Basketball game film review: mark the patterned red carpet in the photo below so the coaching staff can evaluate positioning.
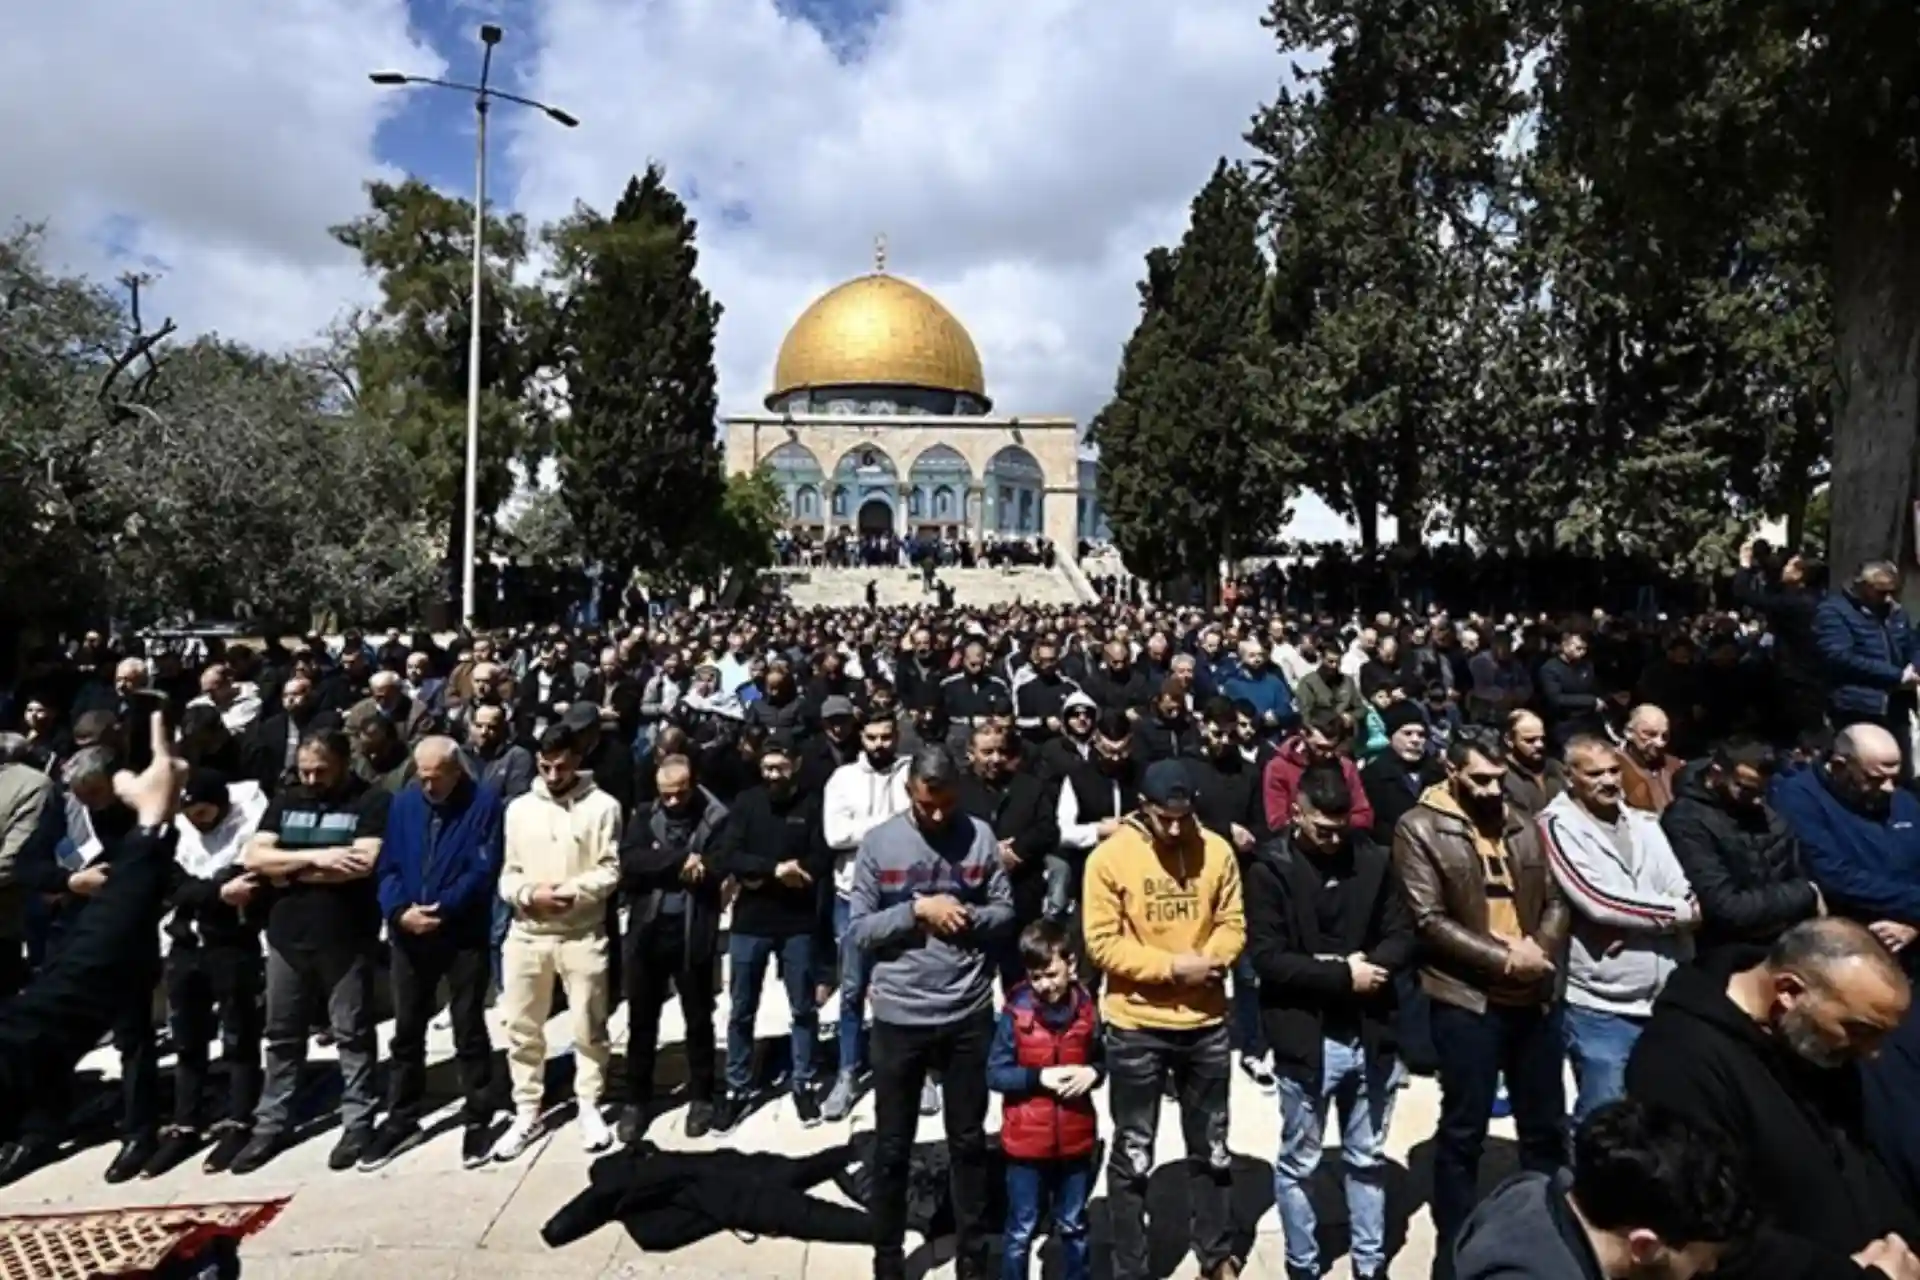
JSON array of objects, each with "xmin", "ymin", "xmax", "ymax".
[{"xmin": 0, "ymin": 1199, "xmax": 285, "ymax": 1279}]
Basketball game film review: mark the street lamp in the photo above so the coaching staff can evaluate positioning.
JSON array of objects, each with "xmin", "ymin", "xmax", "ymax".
[{"xmin": 370, "ymin": 24, "xmax": 578, "ymax": 630}]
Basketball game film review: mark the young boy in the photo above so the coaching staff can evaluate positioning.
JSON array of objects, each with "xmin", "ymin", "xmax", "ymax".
[{"xmin": 988, "ymin": 919, "xmax": 1103, "ymax": 1280}]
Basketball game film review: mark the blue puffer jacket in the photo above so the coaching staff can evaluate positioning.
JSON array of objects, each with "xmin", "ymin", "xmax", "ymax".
[{"xmin": 1813, "ymin": 590, "xmax": 1917, "ymax": 718}]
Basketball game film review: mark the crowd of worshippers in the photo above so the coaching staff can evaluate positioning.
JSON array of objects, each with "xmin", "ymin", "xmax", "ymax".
[
  {"xmin": 3, "ymin": 546, "xmax": 1920, "ymax": 1280},
  {"xmin": 773, "ymin": 529, "xmax": 1058, "ymax": 572}
]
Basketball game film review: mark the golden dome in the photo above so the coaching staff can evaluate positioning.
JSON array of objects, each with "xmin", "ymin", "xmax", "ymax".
[{"xmin": 770, "ymin": 272, "xmax": 988, "ymax": 404}]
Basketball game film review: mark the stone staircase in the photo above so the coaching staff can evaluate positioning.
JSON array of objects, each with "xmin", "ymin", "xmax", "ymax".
[{"xmin": 769, "ymin": 565, "xmax": 1084, "ymax": 609}]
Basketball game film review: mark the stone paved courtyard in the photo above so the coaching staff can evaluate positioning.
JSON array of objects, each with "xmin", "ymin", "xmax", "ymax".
[{"xmin": 0, "ymin": 976, "xmax": 1486, "ymax": 1278}]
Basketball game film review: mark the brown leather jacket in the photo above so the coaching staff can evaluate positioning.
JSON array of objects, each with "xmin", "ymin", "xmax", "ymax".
[
  {"xmin": 1620, "ymin": 752, "xmax": 1684, "ymax": 815},
  {"xmin": 1392, "ymin": 785, "xmax": 1571, "ymax": 1013}
]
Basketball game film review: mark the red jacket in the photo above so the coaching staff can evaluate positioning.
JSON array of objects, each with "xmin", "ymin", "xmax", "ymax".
[
  {"xmin": 989, "ymin": 984, "xmax": 1101, "ymax": 1162},
  {"xmin": 1262, "ymin": 736, "xmax": 1375, "ymax": 834}
]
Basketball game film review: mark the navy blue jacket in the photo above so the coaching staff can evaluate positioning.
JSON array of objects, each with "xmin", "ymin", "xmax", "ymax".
[
  {"xmin": 1813, "ymin": 590, "xmax": 1917, "ymax": 718},
  {"xmin": 376, "ymin": 777, "xmax": 504, "ymax": 942},
  {"xmin": 1772, "ymin": 765, "xmax": 1920, "ymax": 926},
  {"xmin": 1221, "ymin": 667, "xmax": 1296, "ymax": 733}
]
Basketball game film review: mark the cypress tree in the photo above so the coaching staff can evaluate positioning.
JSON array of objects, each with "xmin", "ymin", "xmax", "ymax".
[{"xmin": 551, "ymin": 164, "xmax": 723, "ymax": 586}]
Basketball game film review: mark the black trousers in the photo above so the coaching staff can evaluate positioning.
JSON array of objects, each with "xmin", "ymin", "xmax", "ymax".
[
  {"xmin": 389, "ymin": 933, "xmax": 494, "ymax": 1125},
  {"xmin": 624, "ymin": 913, "xmax": 718, "ymax": 1105},
  {"xmin": 869, "ymin": 1008, "xmax": 995, "ymax": 1278},
  {"xmin": 0, "ymin": 833, "xmax": 171, "ymax": 1142},
  {"xmin": 25, "ymin": 946, "xmax": 160, "ymax": 1144},
  {"xmin": 1105, "ymin": 1023, "xmax": 1235, "ymax": 1280},
  {"xmin": 0, "ymin": 941, "xmax": 27, "ymax": 1002},
  {"xmin": 167, "ymin": 944, "xmax": 264, "ymax": 1130}
]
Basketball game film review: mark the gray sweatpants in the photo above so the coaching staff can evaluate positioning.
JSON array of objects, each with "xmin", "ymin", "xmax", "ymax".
[{"xmin": 253, "ymin": 944, "xmax": 379, "ymax": 1139}]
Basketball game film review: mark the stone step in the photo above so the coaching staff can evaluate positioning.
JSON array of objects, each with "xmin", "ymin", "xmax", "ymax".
[{"xmin": 770, "ymin": 566, "xmax": 1080, "ymax": 608}]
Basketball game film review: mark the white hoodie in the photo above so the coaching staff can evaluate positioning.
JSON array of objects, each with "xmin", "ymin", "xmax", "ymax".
[{"xmin": 822, "ymin": 755, "xmax": 911, "ymax": 896}]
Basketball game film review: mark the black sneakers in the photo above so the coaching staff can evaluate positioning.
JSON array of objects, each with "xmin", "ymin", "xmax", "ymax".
[
  {"xmin": 141, "ymin": 1129, "xmax": 202, "ymax": 1180},
  {"xmin": 355, "ymin": 1119, "xmax": 423, "ymax": 1172},
  {"xmin": 202, "ymin": 1124, "xmax": 251, "ymax": 1175},
  {"xmin": 710, "ymin": 1093, "xmax": 748, "ymax": 1136},
  {"xmin": 684, "ymin": 1100, "xmax": 715, "ymax": 1140},
  {"xmin": 230, "ymin": 1132, "xmax": 285, "ymax": 1176},
  {"xmin": 460, "ymin": 1123, "xmax": 494, "ymax": 1169},
  {"xmin": 792, "ymin": 1085, "xmax": 822, "ymax": 1129},
  {"xmin": 104, "ymin": 1135, "xmax": 158, "ymax": 1185},
  {"xmin": 327, "ymin": 1126, "xmax": 373, "ymax": 1172}
]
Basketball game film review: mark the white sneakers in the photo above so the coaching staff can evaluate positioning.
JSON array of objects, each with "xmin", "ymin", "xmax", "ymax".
[
  {"xmin": 488, "ymin": 1105, "xmax": 614, "ymax": 1164},
  {"xmin": 489, "ymin": 1114, "xmax": 540, "ymax": 1164},
  {"xmin": 577, "ymin": 1104, "xmax": 614, "ymax": 1155}
]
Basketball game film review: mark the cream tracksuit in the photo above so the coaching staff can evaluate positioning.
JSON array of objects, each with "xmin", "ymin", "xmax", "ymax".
[{"xmin": 499, "ymin": 775, "xmax": 623, "ymax": 1117}]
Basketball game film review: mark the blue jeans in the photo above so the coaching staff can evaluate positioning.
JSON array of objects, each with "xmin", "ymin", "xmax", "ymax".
[
  {"xmin": 1563, "ymin": 1005, "xmax": 1644, "ymax": 1124},
  {"xmin": 1002, "ymin": 1157, "xmax": 1093, "ymax": 1280},
  {"xmin": 832, "ymin": 895, "xmax": 871, "ymax": 1078},
  {"xmin": 726, "ymin": 933, "xmax": 818, "ymax": 1094},
  {"xmin": 1274, "ymin": 1040, "xmax": 1402, "ymax": 1278}
]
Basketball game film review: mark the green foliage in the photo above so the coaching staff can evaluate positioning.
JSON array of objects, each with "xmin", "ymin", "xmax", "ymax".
[
  {"xmin": 546, "ymin": 165, "xmax": 724, "ymax": 586},
  {"xmin": 329, "ymin": 178, "xmax": 554, "ymax": 573},
  {"xmin": 1522, "ymin": 0, "xmax": 1907, "ymax": 578},
  {"xmin": 0, "ymin": 225, "xmax": 437, "ymax": 629},
  {"xmin": 1250, "ymin": 0, "xmax": 1530, "ymax": 552},
  {"xmin": 1229, "ymin": 0, "xmax": 1846, "ymax": 575},
  {"xmin": 1092, "ymin": 161, "xmax": 1291, "ymax": 584},
  {"xmin": 504, "ymin": 488, "xmax": 582, "ymax": 566}
]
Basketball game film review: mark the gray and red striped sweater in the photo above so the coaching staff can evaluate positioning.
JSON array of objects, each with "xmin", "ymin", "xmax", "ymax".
[{"xmin": 1539, "ymin": 791, "xmax": 1699, "ymax": 1017}]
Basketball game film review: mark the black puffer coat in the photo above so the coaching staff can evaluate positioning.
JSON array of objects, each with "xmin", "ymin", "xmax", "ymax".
[{"xmin": 1661, "ymin": 759, "xmax": 1818, "ymax": 963}]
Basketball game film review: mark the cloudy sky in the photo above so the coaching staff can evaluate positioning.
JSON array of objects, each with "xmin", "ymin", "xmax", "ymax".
[{"xmin": 3, "ymin": 0, "xmax": 1354, "ymax": 538}]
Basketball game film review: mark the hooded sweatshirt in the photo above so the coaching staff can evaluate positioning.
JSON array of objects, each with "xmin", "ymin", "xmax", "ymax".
[
  {"xmin": 500, "ymin": 774, "xmax": 623, "ymax": 937},
  {"xmin": 1626, "ymin": 963, "xmax": 1920, "ymax": 1280},
  {"xmin": 1453, "ymin": 1169, "xmax": 1603, "ymax": 1280},
  {"xmin": 1262, "ymin": 735, "xmax": 1375, "ymax": 835},
  {"xmin": 1081, "ymin": 815, "xmax": 1245, "ymax": 1031},
  {"xmin": 822, "ymin": 754, "xmax": 911, "ymax": 896},
  {"xmin": 1538, "ymin": 791, "xmax": 1697, "ymax": 1016}
]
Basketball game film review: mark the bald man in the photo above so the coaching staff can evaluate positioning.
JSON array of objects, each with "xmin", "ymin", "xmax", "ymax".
[
  {"xmin": 1772, "ymin": 723, "xmax": 1920, "ymax": 1214},
  {"xmin": 1619, "ymin": 705, "xmax": 1684, "ymax": 814},
  {"xmin": 358, "ymin": 671, "xmax": 434, "ymax": 746},
  {"xmin": 365, "ymin": 735, "xmax": 506, "ymax": 1172},
  {"xmin": 1626, "ymin": 920, "xmax": 1919, "ymax": 1280}
]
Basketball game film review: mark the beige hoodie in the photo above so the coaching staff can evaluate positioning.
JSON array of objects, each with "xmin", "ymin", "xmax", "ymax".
[{"xmin": 500, "ymin": 775, "xmax": 623, "ymax": 937}]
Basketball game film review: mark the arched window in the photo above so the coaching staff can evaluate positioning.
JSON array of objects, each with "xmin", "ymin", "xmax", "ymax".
[
  {"xmin": 908, "ymin": 487, "xmax": 924, "ymax": 518},
  {"xmin": 795, "ymin": 486, "xmax": 819, "ymax": 519},
  {"xmin": 933, "ymin": 486, "xmax": 954, "ymax": 519},
  {"xmin": 832, "ymin": 485, "xmax": 849, "ymax": 518}
]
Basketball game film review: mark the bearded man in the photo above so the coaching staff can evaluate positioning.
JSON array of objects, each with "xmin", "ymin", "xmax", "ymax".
[{"xmin": 1626, "ymin": 919, "xmax": 1919, "ymax": 1280}]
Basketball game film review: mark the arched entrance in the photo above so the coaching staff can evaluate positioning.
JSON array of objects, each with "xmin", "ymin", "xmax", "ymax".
[
  {"xmin": 857, "ymin": 499, "xmax": 894, "ymax": 536},
  {"xmin": 984, "ymin": 444, "xmax": 1046, "ymax": 535}
]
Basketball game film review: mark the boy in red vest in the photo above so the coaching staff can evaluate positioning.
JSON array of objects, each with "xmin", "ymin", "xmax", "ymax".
[{"xmin": 988, "ymin": 919, "xmax": 1104, "ymax": 1280}]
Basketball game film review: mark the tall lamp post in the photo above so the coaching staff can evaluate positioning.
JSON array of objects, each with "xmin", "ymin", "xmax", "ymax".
[{"xmin": 371, "ymin": 24, "xmax": 578, "ymax": 630}]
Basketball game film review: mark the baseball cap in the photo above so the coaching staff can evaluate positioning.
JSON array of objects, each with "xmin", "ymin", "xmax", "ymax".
[
  {"xmin": 560, "ymin": 703, "xmax": 600, "ymax": 732},
  {"xmin": 1141, "ymin": 760, "xmax": 1195, "ymax": 814},
  {"xmin": 820, "ymin": 695, "xmax": 857, "ymax": 721}
]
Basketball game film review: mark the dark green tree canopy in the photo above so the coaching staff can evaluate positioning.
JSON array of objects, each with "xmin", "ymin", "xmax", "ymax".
[
  {"xmin": 1093, "ymin": 160, "xmax": 1292, "ymax": 586},
  {"xmin": 547, "ymin": 164, "xmax": 725, "ymax": 586}
]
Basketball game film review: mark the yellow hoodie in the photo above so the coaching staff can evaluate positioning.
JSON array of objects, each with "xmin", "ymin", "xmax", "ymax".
[{"xmin": 1081, "ymin": 815, "xmax": 1245, "ymax": 1031}]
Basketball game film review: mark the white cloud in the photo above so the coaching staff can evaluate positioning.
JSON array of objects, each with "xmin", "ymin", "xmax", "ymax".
[
  {"xmin": 510, "ymin": 0, "xmax": 1359, "ymax": 539},
  {"xmin": 510, "ymin": 0, "xmax": 1276, "ymax": 422},
  {"xmin": 0, "ymin": 0, "xmax": 437, "ymax": 347},
  {"xmin": 3, "ymin": 0, "xmax": 1362, "ymax": 540}
]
